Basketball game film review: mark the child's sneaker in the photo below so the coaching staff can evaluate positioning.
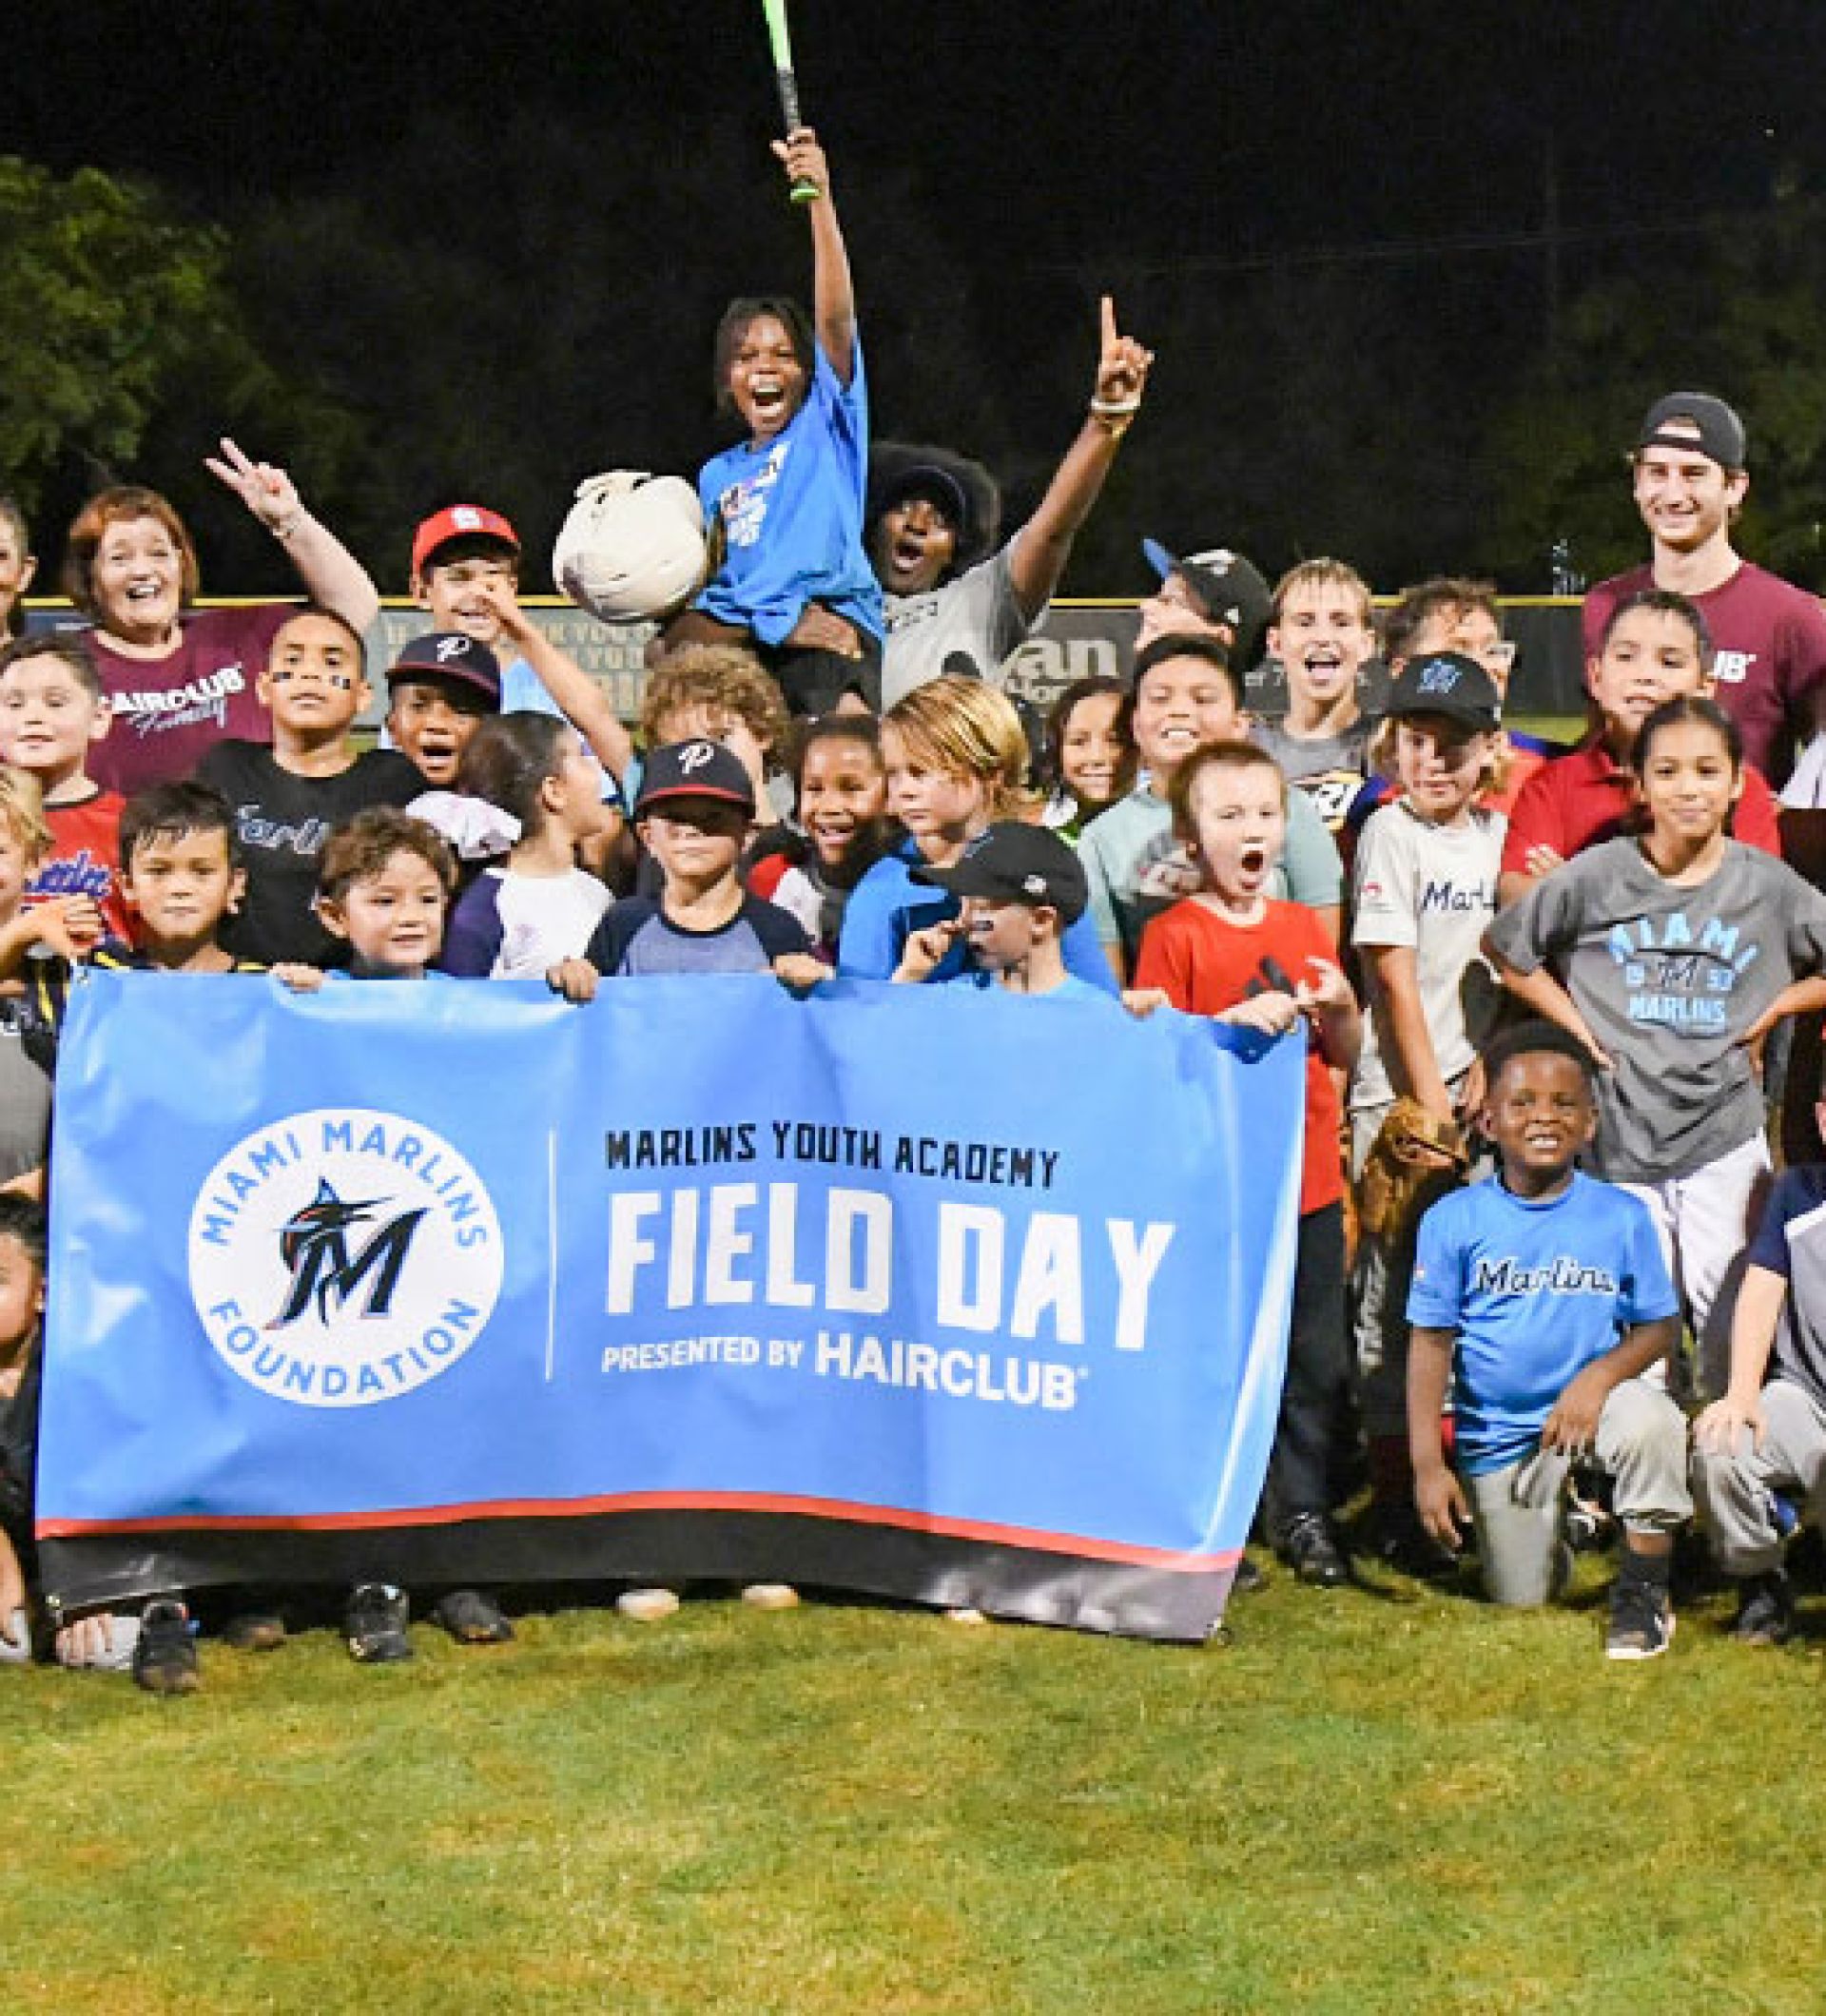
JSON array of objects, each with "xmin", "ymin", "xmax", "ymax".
[
  {"xmin": 1730, "ymin": 1570, "xmax": 1795, "ymax": 1647},
  {"xmin": 1277, "ymin": 1512, "xmax": 1350, "ymax": 1588},
  {"xmin": 132, "ymin": 1599, "xmax": 200, "ymax": 1696},
  {"xmin": 431, "ymin": 1589, "xmax": 514, "ymax": 1644},
  {"xmin": 740, "ymin": 1583, "xmax": 800, "ymax": 1612},
  {"xmin": 0, "ymin": 1606, "xmax": 31, "ymax": 1665},
  {"xmin": 221, "ymin": 1610, "xmax": 287, "ymax": 1653},
  {"xmin": 345, "ymin": 1583, "xmax": 413, "ymax": 1662},
  {"xmin": 1604, "ymin": 1578, "xmax": 1675, "ymax": 1661}
]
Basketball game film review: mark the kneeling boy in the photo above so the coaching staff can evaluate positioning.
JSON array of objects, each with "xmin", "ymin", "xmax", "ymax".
[
  {"xmin": 1408, "ymin": 1020, "xmax": 1691, "ymax": 1659},
  {"xmin": 1691, "ymin": 1095, "xmax": 1826, "ymax": 1645}
]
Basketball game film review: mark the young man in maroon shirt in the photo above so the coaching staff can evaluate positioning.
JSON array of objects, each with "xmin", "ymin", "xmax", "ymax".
[{"xmin": 1582, "ymin": 393, "xmax": 1826, "ymax": 788}]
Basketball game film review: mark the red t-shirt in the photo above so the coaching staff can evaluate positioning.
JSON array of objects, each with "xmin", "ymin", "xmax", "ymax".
[
  {"xmin": 1583, "ymin": 561, "xmax": 1826, "ymax": 786},
  {"xmin": 86, "ymin": 604, "xmax": 289, "ymax": 797},
  {"xmin": 1500, "ymin": 736, "xmax": 1782, "ymax": 877},
  {"xmin": 27, "ymin": 789, "xmax": 130, "ymax": 940},
  {"xmin": 1134, "ymin": 897, "xmax": 1344, "ymax": 1215}
]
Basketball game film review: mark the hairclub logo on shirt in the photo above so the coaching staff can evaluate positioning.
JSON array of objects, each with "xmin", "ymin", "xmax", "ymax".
[{"xmin": 188, "ymin": 1108, "xmax": 504, "ymax": 1409}]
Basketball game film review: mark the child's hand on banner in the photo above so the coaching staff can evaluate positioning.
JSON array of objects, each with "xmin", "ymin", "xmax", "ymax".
[
  {"xmin": 772, "ymin": 953, "xmax": 830, "ymax": 994},
  {"xmin": 547, "ymin": 958, "xmax": 599, "ymax": 1003}
]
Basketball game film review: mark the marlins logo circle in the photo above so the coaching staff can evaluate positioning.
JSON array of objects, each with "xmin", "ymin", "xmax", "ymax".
[{"xmin": 188, "ymin": 1108, "xmax": 505, "ymax": 1408}]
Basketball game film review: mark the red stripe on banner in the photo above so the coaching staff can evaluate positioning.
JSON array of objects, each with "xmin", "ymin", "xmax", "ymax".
[{"xmin": 38, "ymin": 1491, "xmax": 1239, "ymax": 1574}]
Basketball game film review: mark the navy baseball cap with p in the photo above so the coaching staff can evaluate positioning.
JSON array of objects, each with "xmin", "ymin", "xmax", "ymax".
[
  {"xmin": 912, "ymin": 821, "xmax": 1088, "ymax": 925},
  {"xmin": 634, "ymin": 739, "xmax": 757, "ymax": 818},
  {"xmin": 386, "ymin": 631, "xmax": 503, "ymax": 708}
]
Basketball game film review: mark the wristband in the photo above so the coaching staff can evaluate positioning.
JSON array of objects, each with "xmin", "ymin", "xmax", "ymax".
[
  {"xmin": 270, "ymin": 511, "xmax": 306, "ymax": 543},
  {"xmin": 1089, "ymin": 395, "xmax": 1142, "ymax": 417}
]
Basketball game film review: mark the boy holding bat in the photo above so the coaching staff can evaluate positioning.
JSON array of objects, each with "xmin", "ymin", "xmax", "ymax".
[{"xmin": 659, "ymin": 126, "xmax": 884, "ymax": 719}]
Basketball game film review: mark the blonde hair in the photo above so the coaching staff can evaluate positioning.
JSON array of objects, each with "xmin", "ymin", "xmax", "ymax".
[
  {"xmin": 885, "ymin": 675, "xmax": 1032, "ymax": 817},
  {"xmin": 0, "ymin": 766, "xmax": 50, "ymax": 863},
  {"xmin": 642, "ymin": 645, "xmax": 788, "ymax": 755},
  {"xmin": 1270, "ymin": 556, "xmax": 1374, "ymax": 630}
]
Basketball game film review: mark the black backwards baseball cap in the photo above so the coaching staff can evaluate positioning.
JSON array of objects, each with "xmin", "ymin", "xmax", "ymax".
[
  {"xmin": 1385, "ymin": 651, "xmax": 1502, "ymax": 733},
  {"xmin": 1140, "ymin": 539, "xmax": 1272, "ymax": 669},
  {"xmin": 633, "ymin": 738, "xmax": 757, "ymax": 817},
  {"xmin": 1636, "ymin": 393, "xmax": 1748, "ymax": 472},
  {"xmin": 386, "ymin": 631, "xmax": 503, "ymax": 708},
  {"xmin": 912, "ymin": 820, "xmax": 1088, "ymax": 926}
]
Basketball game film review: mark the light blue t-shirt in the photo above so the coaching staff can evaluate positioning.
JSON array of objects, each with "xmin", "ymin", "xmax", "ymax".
[
  {"xmin": 1408, "ymin": 1171, "xmax": 1678, "ymax": 1476},
  {"xmin": 695, "ymin": 344, "xmax": 884, "ymax": 649},
  {"xmin": 837, "ymin": 842, "xmax": 1117, "ymax": 994}
]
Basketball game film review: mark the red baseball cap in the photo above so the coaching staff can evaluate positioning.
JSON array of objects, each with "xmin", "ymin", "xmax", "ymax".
[{"xmin": 411, "ymin": 504, "xmax": 521, "ymax": 580}]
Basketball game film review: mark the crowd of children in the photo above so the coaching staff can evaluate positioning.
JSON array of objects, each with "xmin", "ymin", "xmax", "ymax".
[{"xmin": 2, "ymin": 128, "xmax": 1824, "ymax": 1690}]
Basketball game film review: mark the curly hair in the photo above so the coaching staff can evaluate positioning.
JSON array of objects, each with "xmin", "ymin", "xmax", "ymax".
[
  {"xmin": 642, "ymin": 644, "xmax": 789, "ymax": 756},
  {"xmin": 316, "ymin": 808, "xmax": 456, "ymax": 907}
]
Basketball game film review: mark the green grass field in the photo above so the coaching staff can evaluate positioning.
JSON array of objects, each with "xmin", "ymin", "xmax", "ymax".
[{"xmin": 2, "ymin": 1558, "xmax": 1821, "ymax": 2014}]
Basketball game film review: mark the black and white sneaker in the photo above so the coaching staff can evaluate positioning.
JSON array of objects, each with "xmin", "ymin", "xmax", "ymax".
[
  {"xmin": 1730, "ymin": 1570, "xmax": 1795, "ymax": 1647},
  {"xmin": 132, "ymin": 1599, "xmax": 201, "ymax": 1696},
  {"xmin": 1277, "ymin": 1513, "xmax": 1350, "ymax": 1589},
  {"xmin": 1604, "ymin": 1578, "xmax": 1675, "ymax": 1661},
  {"xmin": 345, "ymin": 1583, "xmax": 413, "ymax": 1663}
]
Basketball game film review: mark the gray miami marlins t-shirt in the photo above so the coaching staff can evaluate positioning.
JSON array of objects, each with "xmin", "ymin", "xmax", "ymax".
[{"xmin": 1486, "ymin": 838, "xmax": 1826, "ymax": 1183}]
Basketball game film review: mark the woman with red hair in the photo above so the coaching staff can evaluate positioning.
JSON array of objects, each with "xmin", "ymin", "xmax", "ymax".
[{"xmin": 63, "ymin": 440, "xmax": 379, "ymax": 795}]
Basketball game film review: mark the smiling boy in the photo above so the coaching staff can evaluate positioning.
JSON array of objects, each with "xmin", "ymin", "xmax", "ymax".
[
  {"xmin": 0, "ymin": 633, "xmax": 129, "ymax": 940},
  {"xmin": 1253, "ymin": 559, "xmax": 1379, "ymax": 833},
  {"xmin": 410, "ymin": 506, "xmax": 631, "ymax": 788},
  {"xmin": 1583, "ymin": 393, "xmax": 1826, "ymax": 787},
  {"xmin": 195, "ymin": 607, "xmax": 424, "ymax": 964},
  {"xmin": 1408, "ymin": 1020, "xmax": 1690, "ymax": 1658},
  {"xmin": 1499, "ymin": 589, "xmax": 1781, "ymax": 906},
  {"xmin": 1078, "ymin": 633, "xmax": 1342, "ymax": 979}
]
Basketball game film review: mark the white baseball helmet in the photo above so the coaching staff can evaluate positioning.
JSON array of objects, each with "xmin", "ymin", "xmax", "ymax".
[{"xmin": 553, "ymin": 471, "xmax": 707, "ymax": 623}]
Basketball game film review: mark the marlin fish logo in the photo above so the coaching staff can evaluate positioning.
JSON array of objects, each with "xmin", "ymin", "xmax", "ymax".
[{"xmin": 270, "ymin": 1179, "xmax": 427, "ymax": 1328}]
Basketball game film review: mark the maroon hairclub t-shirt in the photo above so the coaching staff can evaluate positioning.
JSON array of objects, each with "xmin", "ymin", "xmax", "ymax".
[
  {"xmin": 85, "ymin": 604, "xmax": 289, "ymax": 797},
  {"xmin": 1583, "ymin": 561, "xmax": 1826, "ymax": 787}
]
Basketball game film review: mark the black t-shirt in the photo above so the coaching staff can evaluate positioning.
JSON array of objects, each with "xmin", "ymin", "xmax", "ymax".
[{"xmin": 194, "ymin": 742, "xmax": 426, "ymax": 965}]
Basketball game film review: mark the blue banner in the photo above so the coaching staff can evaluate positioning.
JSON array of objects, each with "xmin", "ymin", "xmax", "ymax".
[{"xmin": 38, "ymin": 973, "xmax": 1303, "ymax": 1640}]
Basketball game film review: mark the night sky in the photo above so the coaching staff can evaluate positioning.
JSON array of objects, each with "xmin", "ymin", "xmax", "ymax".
[
  {"xmin": 10, "ymin": 3, "xmax": 1826, "ymax": 591},
  {"xmin": 14, "ymin": 4, "xmax": 1817, "ymax": 265}
]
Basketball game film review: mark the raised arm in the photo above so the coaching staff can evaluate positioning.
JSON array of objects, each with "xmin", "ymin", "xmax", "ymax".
[
  {"xmin": 471, "ymin": 576, "xmax": 634, "ymax": 784},
  {"xmin": 774, "ymin": 129, "xmax": 854, "ymax": 383},
  {"xmin": 1005, "ymin": 297, "xmax": 1154, "ymax": 622},
  {"xmin": 206, "ymin": 438, "xmax": 381, "ymax": 635}
]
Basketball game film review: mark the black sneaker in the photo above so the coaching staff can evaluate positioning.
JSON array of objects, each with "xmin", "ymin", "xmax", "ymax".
[
  {"xmin": 1731, "ymin": 1570, "xmax": 1795, "ymax": 1647},
  {"xmin": 345, "ymin": 1583, "xmax": 413, "ymax": 1663},
  {"xmin": 1375, "ymin": 1509, "xmax": 1460, "ymax": 1580},
  {"xmin": 1605, "ymin": 1577, "xmax": 1675, "ymax": 1661},
  {"xmin": 221, "ymin": 1610, "xmax": 287, "ymax": 1653},
  {"xmin": 1278, "ymin": 1513, "xmax": 1350, "ymax": 1589},
  {"xmin": 132, "ymin": 1599, "xmax": 200, "ymax": 1696},
  {"xmin": 431, "ymin": 1589, "xmax": 514, "ymax": 1644}
]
